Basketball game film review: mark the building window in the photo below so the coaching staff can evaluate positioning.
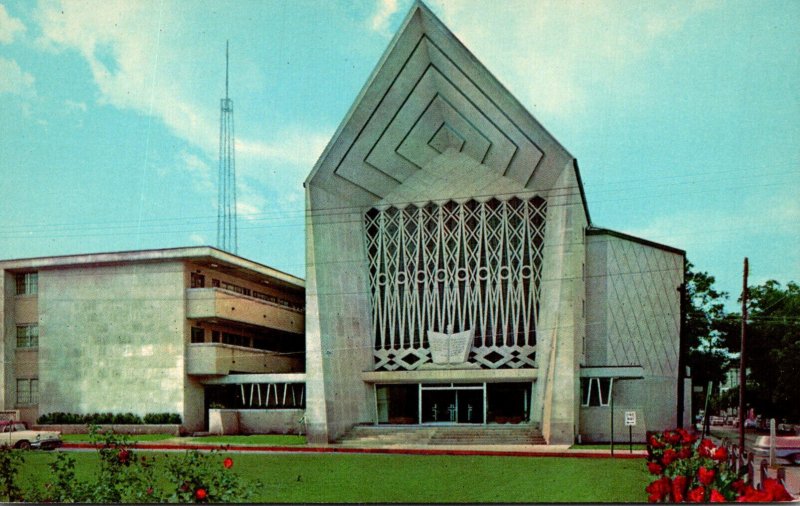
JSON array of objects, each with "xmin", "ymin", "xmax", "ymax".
[
  {"xmin": 16, "ymin": 325, "xmax": 39, "ymax": 348},
  {"xmin": 211, "ymin": 331, "xmax": 221, "ymax": 343},
  {"xmin": 15, "ymin": 272, "xmax": 38, "ymax": 295},
  {"xmin": 213, "ymin": 279, "xmax": 251, "ymax": 297},
  {"xmin": 581, "ymin": 377, "xmax": 613, "ymax": 407},
  {"xmin": 191, "ymin": 273, "xmax": 205, "ymax": 288},
  {"xmin": 191, "ymin": 327, "xmax": 205, "ymax": 343},
  {"xmin": 16, "ymin": 378, "xmax": 38, "ymax": 405}
]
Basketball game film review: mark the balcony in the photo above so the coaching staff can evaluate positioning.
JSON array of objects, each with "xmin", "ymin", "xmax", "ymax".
[
  {"xmin": 186, "ymin": 343, "xmax": 303, "ymax": 376},
  {"xmin": 186, "ymin": 288, "xmax": 304, "ymax": 334}
]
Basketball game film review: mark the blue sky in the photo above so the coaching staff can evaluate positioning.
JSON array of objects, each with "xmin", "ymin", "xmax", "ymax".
[{"xmin": 1, "ymin": 0, "xmax": 798, "ymax": 308}]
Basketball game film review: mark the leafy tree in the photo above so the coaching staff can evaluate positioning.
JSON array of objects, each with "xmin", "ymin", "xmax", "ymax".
[
  {"xmin": 726, "ymin": 280, "xmax": 800, "ymax": 420},
  {"xmin": 683, "ymin": 261, "xmax": 732, "ymax": 396}
]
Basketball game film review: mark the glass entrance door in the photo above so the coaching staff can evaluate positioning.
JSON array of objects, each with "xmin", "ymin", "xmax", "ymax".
[{"xmin": 420, "ymin": 384, "xmax": 484, "ymax": 424}]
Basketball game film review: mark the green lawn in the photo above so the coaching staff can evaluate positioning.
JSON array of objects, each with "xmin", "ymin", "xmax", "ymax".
[
  {"xmin": 61, "ymin": 433, "xmax": 176, "ymax": 443},
  {"xmin": 60, "ymin": 434, "xmax": 307, "ymax": 445},
  {"xmin": 570, "ymin": 443, "xmax": 647, "ymax": 451},
  {"xmin": 14, "ymin": 450, "xmax": 650, "ymax": 502},
  {"xmin": 182, "ymin": 434, "xmax": 307, "ymax": 445}
]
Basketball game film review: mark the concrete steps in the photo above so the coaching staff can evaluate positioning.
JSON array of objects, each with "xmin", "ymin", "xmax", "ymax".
[{"xmin": 336, "ymin": 425, "xmax": 546, "ymax": 446}]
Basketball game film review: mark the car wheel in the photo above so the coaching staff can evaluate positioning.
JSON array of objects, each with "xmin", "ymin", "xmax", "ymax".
[{"xmin": 16, "ymin": 440, "xmax": 31, "ymax": 450}]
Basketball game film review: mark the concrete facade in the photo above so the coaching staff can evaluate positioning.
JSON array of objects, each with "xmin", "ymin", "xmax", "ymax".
[
  {"xmin": 304, "ymin": 3, "xmax": 685, "ymax": 444},
  {"xmin": 0, "ymin": 247, "xmax": 305, "ymax": 432}
]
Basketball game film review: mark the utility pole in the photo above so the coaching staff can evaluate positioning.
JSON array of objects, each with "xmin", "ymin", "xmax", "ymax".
[
  {"xmin": 738, "ymin": 257, "xmax": 748, "ymax": 466},
  {"xmin": 676, "ymin": 281, "xmax": 687, "ymax": 428}
]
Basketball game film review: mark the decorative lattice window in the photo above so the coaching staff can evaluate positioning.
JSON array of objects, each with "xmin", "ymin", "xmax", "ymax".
[{"xmin": 365, "ymin": 196, "xmax": 547, "ymax": 370}]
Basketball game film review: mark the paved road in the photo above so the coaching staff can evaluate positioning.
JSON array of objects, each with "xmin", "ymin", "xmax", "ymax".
[{"xmin": 709, "ymin": 427, "xmax": 799, "ymax": 496}]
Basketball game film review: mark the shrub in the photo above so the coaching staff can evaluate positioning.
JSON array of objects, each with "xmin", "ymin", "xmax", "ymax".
[
  {"xmin": 143, "ymin": 412, "xmax": 182, "ymax": 424},
  {"xmin": 0, "ymin": 446, "xmax": 24, "ymax": 502},
  {"xmin": 645, "ymin": 428, "xmax": 794, "ymax": 502},
  {"xmin": 37, "ymin": 411, "xmax": 181, "ymax": 425},
  {"xmin": 6, "ymin": 426, "xmax": 254, "ymax": 503}
]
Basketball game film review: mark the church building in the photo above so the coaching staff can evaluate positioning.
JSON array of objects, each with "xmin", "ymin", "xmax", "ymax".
[{"xmin": 303, "ymin": 3, "xmax": 687, "ymax": 444}]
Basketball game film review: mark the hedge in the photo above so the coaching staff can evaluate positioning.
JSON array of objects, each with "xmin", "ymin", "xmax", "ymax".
[{"xmin": 37, "ymin": 412, "xmax": 181, "ymax": 425}]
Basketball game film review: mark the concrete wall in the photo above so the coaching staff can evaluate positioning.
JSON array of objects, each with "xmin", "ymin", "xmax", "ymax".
[
  {"xmin": 209, "ymin": 408, "xmax": 305, "ymax": 435},
  {"xmin": 186, "ymin": 288, "xmax": 303, "ymax": 333},
  {"xmin": 584, "ymin": 232, "xmax": 683, "ymax": 437},
  {"xmin": 186, "ymin": 343, "xmax": 302, "ymax": 375},
  {"xmin": 533, "ymin": 162, "xmax": 587, "ymax": 444},
  {"xmin": 304, "ymin": 186, "xmax": 376, "ymax": 444},
  {"xmin": 1, "ymin": 273, "xmax": 9, "ymax": 409},
  {"xmin": 37, "ymin": 262, "xmax": 186, "ymax": 418}
]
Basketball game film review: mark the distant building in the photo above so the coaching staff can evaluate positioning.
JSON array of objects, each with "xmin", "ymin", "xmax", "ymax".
[
  {"xmin": 304, "ymin": 3, "xmax": 686, "ymax": 444},
  {"xmin": 1, "ymin": 247, "xmax": 305, "ymax": 432}
]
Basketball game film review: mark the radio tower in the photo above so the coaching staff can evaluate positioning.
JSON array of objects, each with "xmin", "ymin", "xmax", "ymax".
[{"xmin": 217, "ymin": 40, "xmax": 238, "ymax": 253}]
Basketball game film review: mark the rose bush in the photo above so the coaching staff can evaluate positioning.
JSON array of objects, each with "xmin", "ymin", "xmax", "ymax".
[
  {"xmin": 645, "ymin": 428, "xmax": 794, "ymax": 503},
  {"xmin": 5, "ymin": 425, "xmax": 255, "ymax": 503}
]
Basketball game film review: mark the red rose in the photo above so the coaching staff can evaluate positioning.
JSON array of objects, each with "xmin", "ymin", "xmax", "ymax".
[
  {"xmin": 731, "ymin": 479, "xmax": 746, "ymax": 494},
  {"xmin": 677, "ymin": 446, "xmax": 692, "ymax": 459},
  {"xmin": 709, "ymin": 489, "xmax": 726, "ymax": 502},
  {"xmin": 736, "ymin": 486, "xmax": 772, "ymax": 502},
  {"xmin": 711, "ymin": 446, "xmax": 728, "ymax": 461},
  {"xmin": 688, "ymin": 486, "xmax": 706, "ymax": 503},
  {"xmin": 117, "ymin": 449, "xmax": 130, "ymax": 465},
  {"xmin": 677, "ymin": 428, "xmax": 695, "ymax": 444},
  {"xmin": 195, "ymin": 488, "xmax": 207, "ymax": 501},
  {"xmin": 649, "ymin": 435, "xmax": 665, "ymax": 449},
  {"xmin": 698, "ymin": 466, "xmax": 715, "ymax": 486},
  {"xmin": 665, "ymin": 431, "xmax": 682, "ymax": 445},
  {"xmin": 146, "ymin": 487, "xmax": 154, "ymax": 496},
  {"xmin": 662, "ymin": 448, "xmax": 677, "ymax": 466},
  {"xmin": 223, "ymin": 457, "xmax": 234, "ymax": 469},
  {"xmin": 647, "ymin": 462, "xmax": 663, "ymax": 475},
  {"xmin": 761, "ymin": 478, "xmax": 793, "ymax": 502},
  {"xmin": 698, "ymin": 439, "xmax": 715, "ymax": 458},
  {"xmin": 671, "ymin": 475, "xmax": 688, "ymax": 502},
  {"xmin": 646, "ymin": 476, "xmax": 671, "ymax": 502}
]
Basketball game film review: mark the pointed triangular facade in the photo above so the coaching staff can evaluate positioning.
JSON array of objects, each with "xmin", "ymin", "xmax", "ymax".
[{"xmin": 303, "ymin": 3, "xmax": 685, "ymax": 445}]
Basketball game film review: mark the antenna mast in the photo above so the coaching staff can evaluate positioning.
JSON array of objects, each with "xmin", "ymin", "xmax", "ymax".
[{"xmin": 217, "ymin": 40, "xmax": 238, "ymax": 253}]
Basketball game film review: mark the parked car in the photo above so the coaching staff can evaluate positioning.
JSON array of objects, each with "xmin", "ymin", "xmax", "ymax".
[
  {"xmin": 752, "ymin": 435, "xmax": 800, "ymax": 465},
  {"xmin": 0, "ymin": 421, "xmax": 62, "ymax": 450}
]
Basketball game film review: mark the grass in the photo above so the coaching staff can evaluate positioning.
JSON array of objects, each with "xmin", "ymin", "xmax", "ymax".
[
  {"xmin": 570, "ymin": 443, "xmax": 647, "ymax": 451},
  {"xmin": 14, "ymin": 449, "xmax": 650, "ymax": 502},
  {"xmin": 182, "ymin": 434, "xmax": 307, "ymax": 445},
  {"xmin": 60, "ymin": 434, "xmax": 307, "ymax": 445},
  {"xmin": 61, "ymin": 433, "xmax": 176, "ymax": 443}
]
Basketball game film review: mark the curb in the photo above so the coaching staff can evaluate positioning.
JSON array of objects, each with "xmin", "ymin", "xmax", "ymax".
[{"xmin": 62, "ymin": 442, "xmax": 646, "ymax": 459}]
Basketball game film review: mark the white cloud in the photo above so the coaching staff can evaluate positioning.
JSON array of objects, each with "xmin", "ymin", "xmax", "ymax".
[
  {"xmin": 33, "ymin": 0, "xmax": 330, "ymax": 218},
  {"xmin": 0, "ymin": 4, "xmax": 25, "ymax": 44},
  {"xmin": 0, "ymin": 57, "xmax": 35, "ymax": 96},
  {"xmin": 189, "ymin": 233, "xmax": 206, "ymax": 245},
  {"xmin": 369, "ymin": 0, "xmax": 400, "ymax": 35},
  {"xmin": 64, "ymin": 99, "xmax": 87, "ymax": 112},
  {"xmin": 429, "ymin": 0, "xmax": 719, "ymax": 121}
]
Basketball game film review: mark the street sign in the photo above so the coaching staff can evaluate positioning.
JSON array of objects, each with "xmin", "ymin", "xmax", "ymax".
[{"xmin": 624, "ymin": 411, "xmax": 637, "ymax": 426}]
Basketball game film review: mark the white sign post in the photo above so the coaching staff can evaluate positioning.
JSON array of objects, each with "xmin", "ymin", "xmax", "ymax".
[{"xmin": 624, "ymin": 411, "xmax": 636, "ymax": 453}]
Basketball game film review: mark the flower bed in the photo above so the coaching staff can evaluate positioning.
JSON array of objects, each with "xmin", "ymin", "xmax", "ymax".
[{"xmin": 645, "ymin": 428, "xmax": 795, "ymax": 502}]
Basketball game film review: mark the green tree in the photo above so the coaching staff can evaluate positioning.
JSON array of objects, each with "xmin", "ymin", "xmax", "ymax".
[
  {"xmin": 727, "ymin": 280, "xmax": 800, "ymax": 420},
  {"xmin": 683, "ymin": 261, "xmax": 732, "ymax": 397}
]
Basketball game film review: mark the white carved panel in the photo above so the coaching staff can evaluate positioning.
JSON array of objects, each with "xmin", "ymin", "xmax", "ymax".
[{"xmin": 365, "ymin": 196, "xmax": 547, "ymax": 370}]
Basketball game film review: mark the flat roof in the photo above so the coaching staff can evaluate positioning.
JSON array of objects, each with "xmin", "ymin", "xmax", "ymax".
[
  {"xmin": 586, "ymin": 227, "xmax": 685, "ymax": 256},
  {"xmin": 0, "ymin": 246, "xmax": 304, "ymax": 290}
]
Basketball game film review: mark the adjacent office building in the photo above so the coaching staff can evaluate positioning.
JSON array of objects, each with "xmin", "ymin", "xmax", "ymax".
[{"xmin": 0, "ymin": 247, "xmax": 305, "ymax": 432}]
